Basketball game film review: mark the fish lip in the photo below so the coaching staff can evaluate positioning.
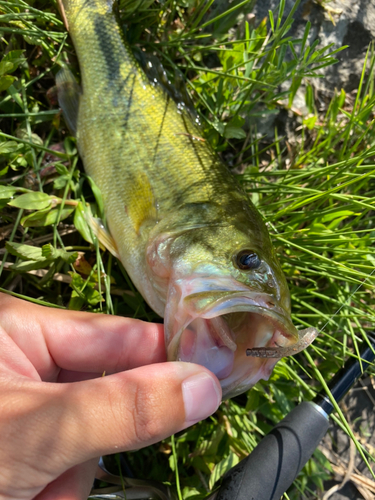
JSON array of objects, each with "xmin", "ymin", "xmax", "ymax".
[
  {"xmin": 166, "ymin": 289, "xmax": 298, "ymax": 362},
  {"xmin": 164, "ymin": 283, "xmax": 308, "ymax": 399},
  {"xmin": 184, "ymin": 290, "xmax": 298, "ymax": 340}
]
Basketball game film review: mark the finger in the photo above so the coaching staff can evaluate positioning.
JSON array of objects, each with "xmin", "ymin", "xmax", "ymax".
[
  {"xmin": 1, "ymin": 362, "xmax": 221, "ymax": 497},
  {"xmin": 0, "ymin": 293, "xmax": 165, "ymax": 379},
  {"xmin": 28, "ymin": 362, "xmax": 221, "ymax": 474},
  {"xmin": 62, "ymin": 362, "xmax": 222, "ymax": 464},
  {"xmin": 34, "ymin": 459, "xmax": 98, "ymax": 500}
]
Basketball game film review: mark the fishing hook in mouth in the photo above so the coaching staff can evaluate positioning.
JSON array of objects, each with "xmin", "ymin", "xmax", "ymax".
[{"xmin": 246, "ymin": 327, "xmax": 319, "ymax": 359}]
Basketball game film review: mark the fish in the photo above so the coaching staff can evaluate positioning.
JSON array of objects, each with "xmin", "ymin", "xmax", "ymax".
[{"xmin": 56, "ymin": 0, "xmax": 318, "ymax": 399}]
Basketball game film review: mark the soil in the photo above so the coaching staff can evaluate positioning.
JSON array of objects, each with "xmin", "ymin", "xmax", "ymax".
[{"xmin": 317, "ymin": 375, "xmax": 375, "ymax": 500}]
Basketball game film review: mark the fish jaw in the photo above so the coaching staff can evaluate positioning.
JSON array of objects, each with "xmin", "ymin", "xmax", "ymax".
[{"xmin": 164, "ymin": 275, "xmax": 313, "ymax": 399}]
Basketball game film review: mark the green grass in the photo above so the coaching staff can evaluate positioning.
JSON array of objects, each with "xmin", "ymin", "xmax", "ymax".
[{"xmin": 0, "ymin": 0, "xmax": 375, "ymax": 498}]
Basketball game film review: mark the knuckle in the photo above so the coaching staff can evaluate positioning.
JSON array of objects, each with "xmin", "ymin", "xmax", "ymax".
[
  {"xmin": 132, "ymin": 385, "xmax": 165, "ymax": 442},
  {"xmin": 121, "ymin": 378, "xmax": 166, "ymax": 446}
]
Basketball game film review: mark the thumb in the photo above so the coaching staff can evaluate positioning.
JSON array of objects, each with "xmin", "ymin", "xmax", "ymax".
[{"xmin": 57, "ymin": 362, "xmax": 222, "ymax": 467}]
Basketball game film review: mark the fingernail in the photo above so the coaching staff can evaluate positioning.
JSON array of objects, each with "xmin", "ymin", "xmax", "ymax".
[{"xmin": 182, "ymin": 373, "xmax": 222, "ymax": 426}]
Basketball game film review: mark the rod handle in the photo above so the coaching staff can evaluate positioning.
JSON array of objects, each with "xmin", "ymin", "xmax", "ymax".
[{"xmin": 216, "ymin": 401, "xmax": 329, "ymax": 500}]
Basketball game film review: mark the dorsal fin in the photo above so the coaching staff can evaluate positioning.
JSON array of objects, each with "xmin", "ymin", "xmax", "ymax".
[
  {"xmin": 132, "ymin": 47, "xmax": 201, "ymax": 126},
  {"xmin": 56, "ymin": 66, "xmax": 81, "ymax": 136}
]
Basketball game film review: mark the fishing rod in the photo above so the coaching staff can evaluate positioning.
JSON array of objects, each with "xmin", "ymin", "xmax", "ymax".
[
  {"xmin": 89, "ymin": 334, "xmax": 375, "ymax": 500},
  {"xmin": 211, "ymin": 333, "xmax": 375, "ymax": 500}
]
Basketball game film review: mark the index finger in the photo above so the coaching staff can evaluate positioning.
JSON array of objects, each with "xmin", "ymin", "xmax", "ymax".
[{"xmin": 0, "ymin": 293, "xmax": 166, "ymax": 379}]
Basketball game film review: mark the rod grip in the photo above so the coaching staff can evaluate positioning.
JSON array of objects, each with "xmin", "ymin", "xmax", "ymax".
[{"xmin": 216, "ymin": 401, "xmax": 329, "ymax": 500}]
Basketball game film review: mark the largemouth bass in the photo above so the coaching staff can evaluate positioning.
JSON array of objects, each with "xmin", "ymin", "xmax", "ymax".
[{"xmin": 57, "ymin": 0, "xmax": 317, "ymax": 399}]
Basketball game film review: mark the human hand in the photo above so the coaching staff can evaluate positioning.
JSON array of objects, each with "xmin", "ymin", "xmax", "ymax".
[{"xmin": 0, "ymin": 293, "xmax": 221, "ymax": 500}]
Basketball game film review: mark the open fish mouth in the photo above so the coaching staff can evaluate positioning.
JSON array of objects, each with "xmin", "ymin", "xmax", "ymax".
[{"xmin": 165, "ymin": 288, "xmax": 318, "ymax": 399}]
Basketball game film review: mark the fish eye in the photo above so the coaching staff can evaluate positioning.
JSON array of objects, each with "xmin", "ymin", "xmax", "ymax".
[{"xmin": 235, "ymin": 250, "xmax": 262, "ymax": 270}]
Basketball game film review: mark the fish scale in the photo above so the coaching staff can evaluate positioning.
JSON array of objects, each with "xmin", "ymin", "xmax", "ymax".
[
  {"xmin": 73, "ymin": 2, "xmax": 235, "ymax": 205},
  {"xmin": 57, "ymin": 0, "xmax": 318, "ymax": 399}
]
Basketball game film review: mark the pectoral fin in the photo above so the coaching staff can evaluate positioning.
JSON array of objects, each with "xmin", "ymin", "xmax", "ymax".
[
  {"xmin": 56, "ymin": 66, "xmax": 81, "ymax": 135},
  {"xmin": 86, "ymin": 213, "xmax": 120, "ymax": 259}
]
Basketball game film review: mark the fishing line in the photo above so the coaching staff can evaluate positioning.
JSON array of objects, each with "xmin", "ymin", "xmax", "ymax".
[
  {"xmin": 319, "ymin": 266, "xmax": 375, "ymax": 334},
  {"xmin": 267, "ymin": 221, "xmax": 374, "ymax": 338},
  {"xmin": 247, "ymin": 266, "xmax": 375, "ymax": 358}
]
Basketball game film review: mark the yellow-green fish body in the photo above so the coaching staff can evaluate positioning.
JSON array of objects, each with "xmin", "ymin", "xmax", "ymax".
[{"xmin": 58, "ymin": 0, "xmax": 317, "ymax": 398}]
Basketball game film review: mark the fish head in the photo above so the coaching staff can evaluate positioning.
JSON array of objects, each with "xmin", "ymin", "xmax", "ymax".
[{"xmin": 146, "ymin": 206, "xmax": 315, "ymax": 399}]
